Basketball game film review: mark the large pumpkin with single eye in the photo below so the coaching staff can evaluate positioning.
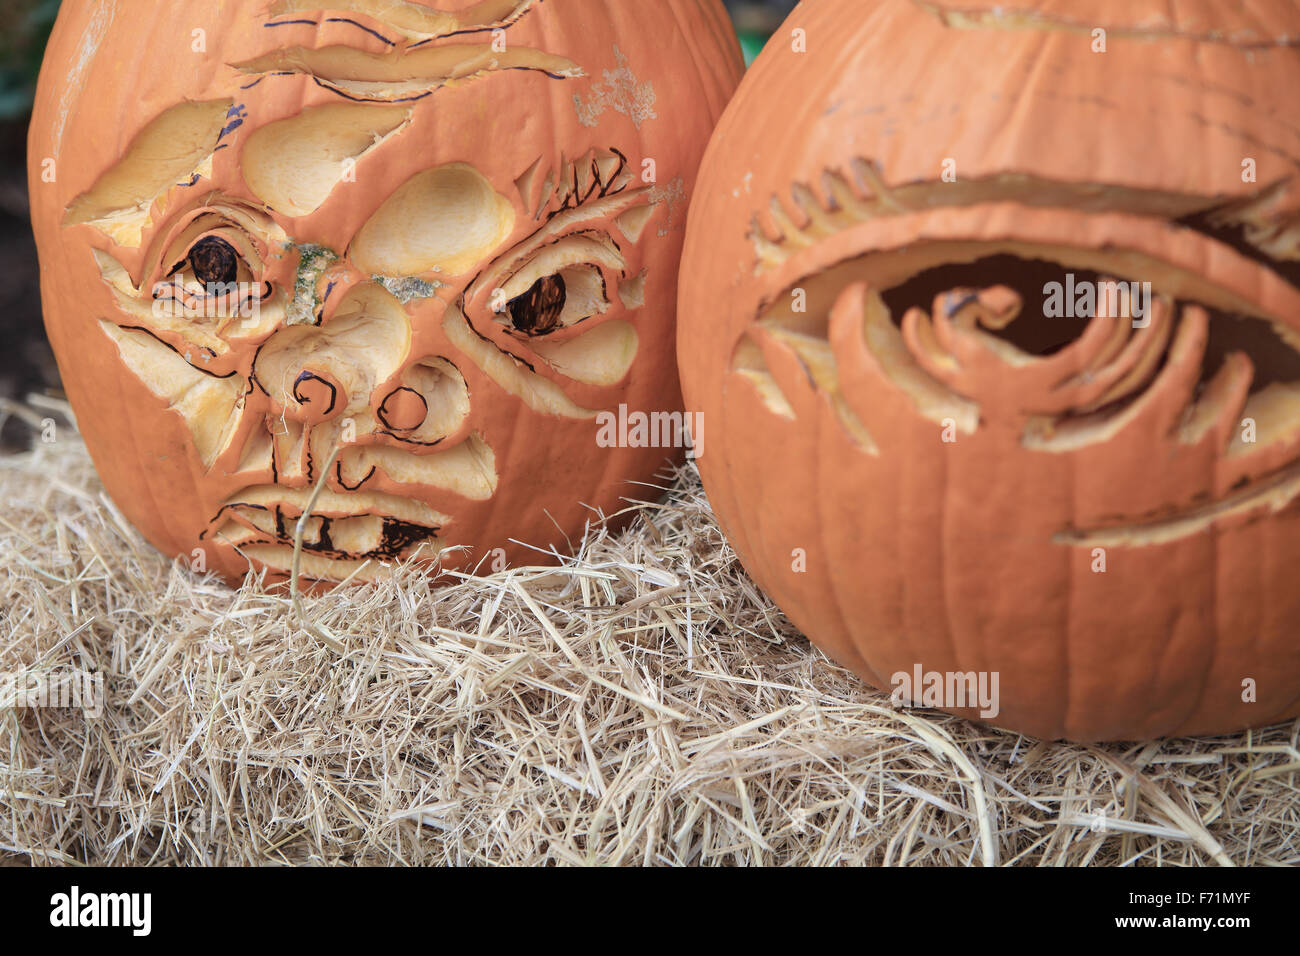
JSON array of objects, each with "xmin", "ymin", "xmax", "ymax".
[
  {"xmin": 679, "ymin": 0, "xmax": 1300, "ymax": 741},
  {"xmin": 30, "ymin": 0, "xmax": 743, "ymax": 584}
]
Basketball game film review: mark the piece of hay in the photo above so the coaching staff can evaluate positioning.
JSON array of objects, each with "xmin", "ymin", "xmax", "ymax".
[{"xmin": 1, "ymin": 403, "xmax": 1297, "ymax": 866}]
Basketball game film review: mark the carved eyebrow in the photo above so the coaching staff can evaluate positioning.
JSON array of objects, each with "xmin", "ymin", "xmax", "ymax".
[
  {"xmin": 233, "ymin": 43, "xmax": 582, "ymax": 103},
  {"xmin": 265, "ymin": 0, "xmax": 540, "ymax": 45},
  {"xmin": 750, "ymin": 159, "xmax": 1300, "ymax": 286},
  {"xmin": 265, "ymin": 16, "xmax": 399, "ymax": 48},
  {"xmin": 62, "ymin": 99, "xmax": 236, "ymax": 248}
]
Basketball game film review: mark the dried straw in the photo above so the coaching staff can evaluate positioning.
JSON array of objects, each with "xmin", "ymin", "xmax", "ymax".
[{"xmin": 1, "ymin": 402, "xmax": 1297, "ymax": 865}]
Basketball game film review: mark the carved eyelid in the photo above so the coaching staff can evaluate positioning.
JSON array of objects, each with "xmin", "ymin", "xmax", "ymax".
[
  {"xmin": 142, "ymin": 199, "xmax": 287, "ymax": 292},
  {"xmin": 498, "ymin": 231, "xmax": 623, "ymax": 298},
  {"xmin": 473, "ymin": 226, "xmax": 618, "ymax": 306},
  {"xmin": 466, "ymin": 234, "xmax": 619, "ymax": 347},
  {"xmin": 465, "ymin": 187, "xmax": 651, "ymax": 305}
]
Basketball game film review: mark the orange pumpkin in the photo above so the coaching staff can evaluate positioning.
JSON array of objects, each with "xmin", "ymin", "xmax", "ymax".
[
  {"xmin": 679, "ymin": 0, "xmax": 1300, "ymax": 740},
  {"xmin": 29, "ymin": 0, "xmax": 743, "ymax": 585}
]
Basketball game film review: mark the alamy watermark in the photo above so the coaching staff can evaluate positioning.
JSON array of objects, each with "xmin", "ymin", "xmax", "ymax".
[
  {"xmin": 891, "ymin": 664, "xmax": 1000, "ymax": 719},
  {"xmin": 1043, "ymin": 274, "xmax": 1152, "ymax": 328},
  {"xmin": 50, "ymin": 886, "xmax": 151, "ymax": 936},
  {"xmin": 151, "ymin": 279, "xmax": 263, "ymax": 324},
  {"xmin": 596, "ymin": 404, "xmax": 704, "ymax": 460},
  {"xmin": 2, "ymin": 670, "xmax": 104, "ymax": 718}
]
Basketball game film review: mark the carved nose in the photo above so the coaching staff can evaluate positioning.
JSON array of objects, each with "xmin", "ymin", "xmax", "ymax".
[
  {"xmin": 254, "ymin": 281, "xmax": 413, "ymax": 422},
  {"xmin": 377, "ymin": 386, "xmax": 428, "ymax": 432},
  {"xmin": 288, "ymin": 368, "xmax": 348, "ymax": 424}
]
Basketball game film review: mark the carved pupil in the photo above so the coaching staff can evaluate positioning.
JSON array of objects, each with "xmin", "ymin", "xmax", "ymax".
[
  {"xmin": 189, "ymin": 236, "xmax": 240, "ymax": 288},
  {"xmin": 507, "ymin": 274, "xmax": 566, "ymax": 335}
]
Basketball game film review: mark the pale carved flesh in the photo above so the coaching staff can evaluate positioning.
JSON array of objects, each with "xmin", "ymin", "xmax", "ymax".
[{"xmin": 67, "ymin": 4, "xmax": 660, "ymax": 581}]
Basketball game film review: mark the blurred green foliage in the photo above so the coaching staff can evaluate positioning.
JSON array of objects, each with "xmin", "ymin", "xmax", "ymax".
[
  {"xmin": 728, "ymin": 0, "xmax": 794, "ymax": 65},
  {"xmin": 737, "ymin": 32, "xmax": 768, "ymax": 66},
  {"xmin": 0, "ymin": 0, "xmax": 58, "ymax": 120}
]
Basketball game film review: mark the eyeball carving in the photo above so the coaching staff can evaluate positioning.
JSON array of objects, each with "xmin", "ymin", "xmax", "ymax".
[{"xmin": 678, "ymin": 0, "xmax": 1300, "ymax": 741}]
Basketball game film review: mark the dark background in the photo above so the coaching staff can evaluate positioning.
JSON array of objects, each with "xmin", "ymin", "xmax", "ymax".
[
  {"xmin": 0, "ymin": 0, "xmax": 60, "ymax": 447},
  {"xmin": 0, "ymin": 0, "xmax": 797, "ymax": 448}
]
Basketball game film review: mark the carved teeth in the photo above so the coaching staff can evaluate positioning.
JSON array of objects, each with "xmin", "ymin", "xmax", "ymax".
[{"xmin": 218, "ymin": 484, "xmax": 450, "ymax": 529}]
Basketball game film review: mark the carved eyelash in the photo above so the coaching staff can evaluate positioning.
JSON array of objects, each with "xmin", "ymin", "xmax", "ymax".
[
  {"xmin": 516, "ymin": 147, "xmax": 634, "ymax": 222},
  {"xmin": 748, "ymin": 159, "xmax": 1300, "ymax": 285}
]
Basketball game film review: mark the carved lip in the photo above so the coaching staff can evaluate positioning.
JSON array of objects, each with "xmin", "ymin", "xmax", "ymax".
[
  {"xmin": 1054, "ymin": 461, "xmax": 1300, "ymax": 549},
  {"xmin": 238, "ymin": 509, "xmax": 437, "ymax": 560},
  {"xmin": 204, "ymin": 484, "xmax": 446, "ymax": 562}
]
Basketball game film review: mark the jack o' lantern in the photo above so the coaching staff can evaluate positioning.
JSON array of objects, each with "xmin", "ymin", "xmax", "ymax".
[
  {"xmin": 679, "ymin": 0, "xmax": 1300, "ymax": 741},
  {"xmin": 30, "ymin": 0, "xmax": 743, "ymax": 584}
]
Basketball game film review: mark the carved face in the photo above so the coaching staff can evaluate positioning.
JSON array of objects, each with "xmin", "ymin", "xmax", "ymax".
[
  {"xmin": 32, "ymin": 0, "xmax": 743, "ymax": 582},
  {"xmin": 679, "ymin": 0, "xmax": 1300, "ymax": 741}
]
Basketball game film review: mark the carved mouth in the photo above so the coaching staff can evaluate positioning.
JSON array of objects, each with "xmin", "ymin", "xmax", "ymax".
[{"xmin": 204, "ymin": 484, "xmax": 449, "ymax": 574}]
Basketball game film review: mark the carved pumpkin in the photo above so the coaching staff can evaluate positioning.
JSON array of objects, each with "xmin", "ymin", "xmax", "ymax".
[
  {"xmin": 30, "ymin": 0, "xmax": 743, "ymax": 584},
  {"xmin": 678, "ymin": 0, "xmax": 1300, "ymax": 740}
]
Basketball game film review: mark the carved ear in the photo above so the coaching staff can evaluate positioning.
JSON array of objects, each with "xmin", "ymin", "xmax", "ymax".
[
  {"xmin": 63, "ymin": 100, "xmax": 235, "ymax": 248},
  {"xmin": 242, "ymin": 104, "xmax": 411, "ymax": 217}
]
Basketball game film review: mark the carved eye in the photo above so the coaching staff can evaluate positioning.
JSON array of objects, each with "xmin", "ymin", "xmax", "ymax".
[
  {"xmin": 507, "ymin": 274, "xmax": 567, "ymax": 336},
  {"xmin": 155, "ymin": 228, "xmax": 262, "ymax": 318},
  {"xmin": 377, "ymin": 357, "xmax": 471, "ymax": 445},
  {"xmin": 188, "ymin": 236, "xmax": 241, "ymax": 287},
  {"xmin": 501, "ymin": 263, "xmax": 615, "ymax": 338},
  {"xmin": 479, "ymin": 229, "xmax": 624, "ymax": 337}
]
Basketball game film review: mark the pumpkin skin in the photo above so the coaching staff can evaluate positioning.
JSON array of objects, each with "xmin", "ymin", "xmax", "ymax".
[
  {"xmin": 679, "ymin": 0, "xmax": 1300, "ymax": 741},
  {"xmin": 30, "ymin": 0, "xmax": 742, "ymax": 585}
]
